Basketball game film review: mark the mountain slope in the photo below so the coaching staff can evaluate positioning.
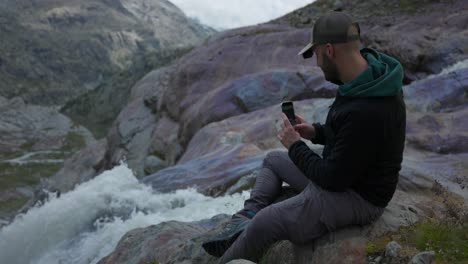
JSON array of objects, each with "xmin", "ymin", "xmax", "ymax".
[{"xmin": 0, "ymin": 0, "xmax": 214, "ymax": 105}]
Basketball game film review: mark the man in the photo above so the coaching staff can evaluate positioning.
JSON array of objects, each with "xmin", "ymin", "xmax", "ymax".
[{"xmin": 202, "ymin": 11, "xmax": 406, "ymax": 263}]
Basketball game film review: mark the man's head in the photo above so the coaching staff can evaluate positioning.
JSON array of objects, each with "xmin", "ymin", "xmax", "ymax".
[{"xmin": 298, "ymin": 12, "xmax": 362, "ymax": 85}]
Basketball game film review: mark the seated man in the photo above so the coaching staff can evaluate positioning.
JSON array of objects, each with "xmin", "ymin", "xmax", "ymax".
[{"xmin": 203, "ymin": 11, "xmax": 406, "ymax": 263}]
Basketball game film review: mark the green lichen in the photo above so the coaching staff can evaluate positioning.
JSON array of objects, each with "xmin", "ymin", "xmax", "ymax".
[
  {"xmin": 366, "ymin": 219, "xmax": 468, "ymax": 263},
  {"xmin": 61, "ymin": 131, "xmax": 86, "ymax": 152},
  {"xmin": 0, "ymin": 162, "xmax": 62, "ymax": 192},
  {"xmin": 0, "ymin": 197, "xmax": 29, "ymax": 214},
  {"xmin": 240, "ymin": 28, "xmax": 287, "ymax": 37}
]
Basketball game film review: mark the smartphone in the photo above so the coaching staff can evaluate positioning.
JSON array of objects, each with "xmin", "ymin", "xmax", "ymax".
[{"xmin": 281, "ymin": 101, "xmax": 297, "ymax": 126}]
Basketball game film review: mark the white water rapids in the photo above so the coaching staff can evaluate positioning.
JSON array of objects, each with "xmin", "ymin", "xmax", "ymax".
[{"xmin": 0, "ymin": 164, "xmax": 249, "ymax": 264}]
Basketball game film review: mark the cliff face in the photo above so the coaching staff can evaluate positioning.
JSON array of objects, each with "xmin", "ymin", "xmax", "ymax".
[{"xmin": 0, "ymin": 0, "xmax": 214, "ymax": 105}]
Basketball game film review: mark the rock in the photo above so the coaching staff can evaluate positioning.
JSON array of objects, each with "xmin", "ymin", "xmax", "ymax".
[
  {"xmin": 142, "ymin": 144, "xmax": 266, "ymax": 196},
  {"xmin": 402, "ymin": 66, "xmax": 468, "ymax": 154},
  {"xmin": 97, "ymin": 214, "xmax": 230, "ymax": 264},
  {"xmin": 142, "ymin": 98, "xmax": 330, "ymax": 196},
  {"xmin": 104, "ymin": 23, "xmax": 336, "ymax": 177},
  {"xmin": 106, "ymin": 98, "xmax": 157, "ymax": 177},
  {"xmin": 409, "ymin": 251, "xmax": 435, "ymax": 264},
  {"xmin": 144, "ymin": 155, "xmax": 168, "ymax": 174},
  {"xmin": 0, "ymin": 96, "xmax": 94, "ymax": 152},
  {"xmin": 147, "ymin": 115, "xmax": 183, "ymax": 165},
  {"xmin": 179, "ymin": 98, "xmax": 330, "ymax": 163},
  {"xmin": 158, "ymin": 24, "xmax": 336, "ymax": 148},
  {"xmin": 46, "ymin": 139, "xmax": 107, "ymax": 194},
  {"xmin": 384, "ymin": 241, "xmax": 402, "ymax": 257},
  {"xmin": 404, "ymin": 67, "xmax": 468, "ymax": 112},
  {"xmin": 226, "ymin": 260, "xmax": 256, "ymax": 264}
]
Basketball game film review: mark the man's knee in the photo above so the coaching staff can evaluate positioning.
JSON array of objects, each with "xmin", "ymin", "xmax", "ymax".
[
  {"xmin": 246, "ymin": 206, "xmax": 285, "ymax": 240},
  {"xmin": 262, "ymin": 151, "xmax": 288, "ymax": 170}
]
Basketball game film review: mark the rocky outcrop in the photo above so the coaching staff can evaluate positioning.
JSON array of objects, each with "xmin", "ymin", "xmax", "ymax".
[
  {"xmin": 104, "ymin": 24, "xmax": 337, "ymax": 178},
  {"xmin": 45, "ymin": 138, "xmax": 108, "ymax": 194},
  {"xmin": 0, "ymin": 96, "xmax": 94, "ymax": 155},
  {"xmin": 100, "ymin": 59, "xmax": 468, "ymax": 262},
  {"xmin": 0, "ymin": 0, "xmax": 213, "ymax": 105},
  {"xmin": 102, "ymin": 1, "xmax": 468, "ymax": 180},
  {"xmin": 272, "ymin": 0, "xmax": 468, "ymax": 82},
  {"xmin": 97, "ymin": 215, "xmax": 230, "ymax": 264},
  {"xmin": 142, "ymin": 99, "xmax": 331, "ymax": 195}
]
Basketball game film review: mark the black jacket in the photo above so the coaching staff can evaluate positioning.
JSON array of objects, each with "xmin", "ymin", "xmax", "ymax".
[{"xmin": 288, "ymin": 92, "xmax": 406, "ymax": 208}]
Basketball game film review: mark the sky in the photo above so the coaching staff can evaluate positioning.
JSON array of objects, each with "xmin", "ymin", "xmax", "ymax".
[{"xmin": 168, "ymin": 0, "xmax": 314, "ymax": 30}]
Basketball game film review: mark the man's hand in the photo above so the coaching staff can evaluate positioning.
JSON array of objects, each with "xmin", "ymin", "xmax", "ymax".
[
  {"xmin": 278, "ymin": 113, "xmax": 301, "ymax": 149},
  {"xmin": 293, "ymin": 114, "xmax": 316, "ymax": 140}
]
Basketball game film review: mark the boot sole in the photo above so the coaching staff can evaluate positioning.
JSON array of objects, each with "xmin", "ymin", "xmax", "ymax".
[{"xmin": 202, "ymin": 230, "xmax": 242, "ymax": 257}]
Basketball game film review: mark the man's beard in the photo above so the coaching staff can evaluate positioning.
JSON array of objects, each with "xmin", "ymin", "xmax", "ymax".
[{"xmin": 321, "ymin": 54, "xmax": 343, "ymax": 85}]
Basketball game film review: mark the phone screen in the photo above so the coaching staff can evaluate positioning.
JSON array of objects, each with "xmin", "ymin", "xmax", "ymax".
[{"xmin": 282, "ymin": 102, "xmax": 296, "ymax": 125}]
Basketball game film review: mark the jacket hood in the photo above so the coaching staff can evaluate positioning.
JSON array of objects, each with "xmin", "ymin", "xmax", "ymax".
[{"xmin": 338, "ymin": 48, "xmax": 404, "ymax": 97}]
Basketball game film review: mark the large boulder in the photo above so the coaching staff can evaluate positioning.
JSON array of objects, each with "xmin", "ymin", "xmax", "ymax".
[
  {"xmin": 45, "ymin": 138, "xmax": 108, "ymax": 194},
  {"xmin": 105, "ymin": 24, "xmax": 336, "ymax": 177},
  {"xmin": 106, "ymin": 97, "xmax": 157, "ymax": 177},
  {"xmin": 0, "ymin": 96, "xmax": 94, "ymax": 154},
  {"xmin": 97, "ymin": 215, "xmax": 230, "ymax": 264},
  {"xmin": 404, "ymin": 66, "xmax": 468, "ymax": 154},
  {"xmin": 142, "ymin": 98, "xmax": 331, "ymax": 196},
  {"xmin": 178, "ymin": 98, "xmax": 331, "ymax": 163},
  {"xmin": 404, "ymin": 67, "xmax": 468, "ymax": 113},
  {"xmin": 156, "ymin": 24, "xmax": 335, "ymax": 148},
  {"xmin": 142, "ymin": 144, "xmax": 266, "ymax": 197}
]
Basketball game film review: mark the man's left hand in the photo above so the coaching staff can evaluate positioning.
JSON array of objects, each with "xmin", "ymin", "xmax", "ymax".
[{"xmin": 278, "ymin": 113, "xmax": 301, "ymax": 149}]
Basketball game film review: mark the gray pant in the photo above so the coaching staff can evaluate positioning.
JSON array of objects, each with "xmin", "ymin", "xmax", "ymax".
[{"xmin": 218, "ymin": 151, "xmax": 384, "ymax": 263}]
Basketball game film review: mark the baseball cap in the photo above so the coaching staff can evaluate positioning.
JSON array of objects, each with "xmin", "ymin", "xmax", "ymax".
[{"xmin": 298, "ymin": 11, "xmax": 360, "ymax": 59}]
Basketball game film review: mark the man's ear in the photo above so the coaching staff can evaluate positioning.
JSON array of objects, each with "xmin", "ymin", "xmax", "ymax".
[{"xmin": 325, "ymin": 43, "xmax": 334, "ymax": 59}]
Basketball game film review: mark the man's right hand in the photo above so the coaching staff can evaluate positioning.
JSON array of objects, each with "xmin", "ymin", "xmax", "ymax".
[{"xmin": 293, "ymin": 114, "xmax": 316, "ymax": 140}]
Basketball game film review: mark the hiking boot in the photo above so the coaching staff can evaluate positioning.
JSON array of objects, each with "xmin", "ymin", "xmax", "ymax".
[{"xmin": 202, "ymin": 212, "xmax": 252, "ymax": 257}]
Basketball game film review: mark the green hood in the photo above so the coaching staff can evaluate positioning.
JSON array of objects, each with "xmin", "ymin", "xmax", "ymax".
[{"xmin": 338, "ymin": 48, "xmax": 404, "ymax": 97}]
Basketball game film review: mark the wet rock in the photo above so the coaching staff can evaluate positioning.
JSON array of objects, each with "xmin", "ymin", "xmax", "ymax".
[
  {"xmin": 385, "ymin": 241, "xmax": 402, "ymax": 257},
  {"xmin": 147, "ymin": 115, "xmax": 182, "ymax": 165},
  {"xmin": 45, "ymin": 139, "xmax": 107, "ymax": 194},
  {"xmin": 226, "ymin": 260, "xmax": 256, "ymax": 264},
  {"xmin": 142, "ymin": 144, "xmax": 266, "ymax": 196},
  {"xmin": 409, "ymin": 251, "xmax": 435, "ymax": 264},
  {"xmin": 97, "ymin": 214, "xmax": 230, "ymax": 264},
  {"xmin": 404, "ymin": 67, "xmax": 468, "ymax": 112},
  {"xmin": 144, "ymin": 155, "xmax": 168, "ymax": 174},
  {"xmin": 105, "ymin": 98, "xmax": 157, "ymax": 177}
]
